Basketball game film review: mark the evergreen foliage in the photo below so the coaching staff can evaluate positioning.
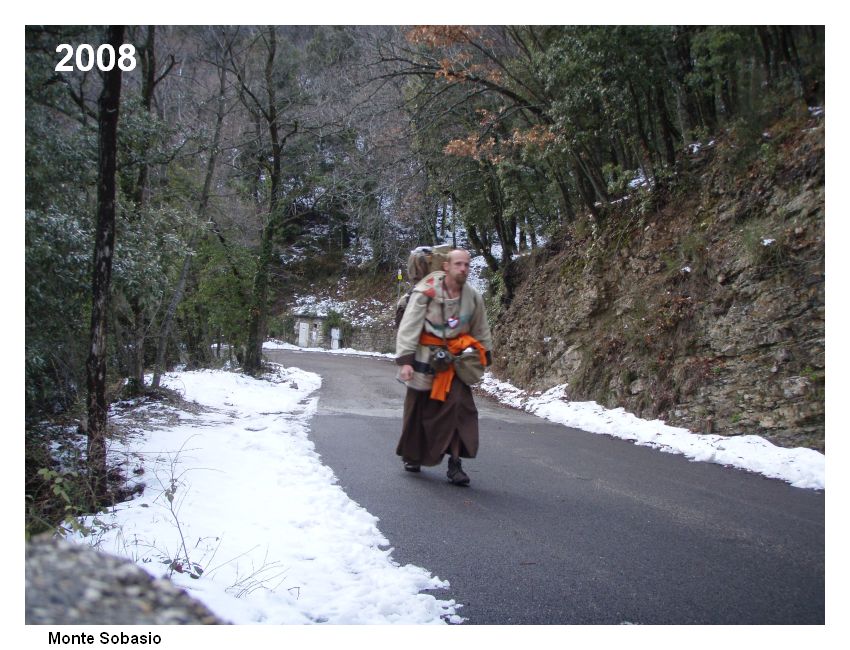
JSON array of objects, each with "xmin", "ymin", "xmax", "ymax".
[{"xmin": 24, "ymin": 24, "xmax": 824, "ymax": 526}]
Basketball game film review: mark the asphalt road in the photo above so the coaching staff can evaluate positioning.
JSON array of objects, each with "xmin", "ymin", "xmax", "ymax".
[{"xmin": 265, "ymin": 349, "xmax": 825, "ymax": 624}]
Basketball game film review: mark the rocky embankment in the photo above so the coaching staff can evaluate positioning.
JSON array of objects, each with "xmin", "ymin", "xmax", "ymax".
[
  {"xmin": 491, "ymin": 113, "xmax": 825, "ymax": 451},
  {"xmin": 26, "ymin": 535, "xmax": 225, "ymax": 624}
]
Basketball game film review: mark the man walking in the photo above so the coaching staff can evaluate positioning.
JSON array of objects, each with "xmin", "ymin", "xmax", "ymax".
[{"xmin": 395, "ymin": 249, "xmax": 493, "ymax": 485}]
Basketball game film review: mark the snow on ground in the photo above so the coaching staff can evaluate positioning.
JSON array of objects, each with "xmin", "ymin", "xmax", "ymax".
[
  {"xmin": 266, "ymin": 341, "xmax": 824, "ymax": 491},
  {"xmin": 264, "ymin": 339, "xmax": 394, "ymax": 358},
  {"xmin": 68, "ymin": 364, "xmax": 461, "ymax": 625},
  {"xmin": 291, "ymin": 292, "xmax": 390, "ymax": 328},
  {"xmin": 478, "ymin": 375, "xmax": 824, "ymax": 490},
  {"xmin": 467, "ymin": 253, "xmax": 489, "ymax": 294},
  {"xmin": 62, "ymin": 343, "xmax": 823, "ymax": 630}
]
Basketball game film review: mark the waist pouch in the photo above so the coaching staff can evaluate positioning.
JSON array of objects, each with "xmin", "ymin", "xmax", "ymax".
[{"xmin": 453, "ymin": 349, "xmax": 485, "ymax": 385}]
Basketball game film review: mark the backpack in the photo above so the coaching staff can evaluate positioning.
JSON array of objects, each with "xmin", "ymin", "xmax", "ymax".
[{"xmin": 394, "ymin": 244, "xmax": 452, "ymax": 327}]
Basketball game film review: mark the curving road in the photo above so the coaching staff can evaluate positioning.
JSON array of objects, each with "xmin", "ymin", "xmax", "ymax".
[{"xmin": 265, "ymin": 349, "xmax": 825, "ymax": 624}]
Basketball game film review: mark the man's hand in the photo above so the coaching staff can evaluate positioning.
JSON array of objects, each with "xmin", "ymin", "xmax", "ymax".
[{"xmin": 399, "ymin": 364, "xmax": 414, "ymax": 381}]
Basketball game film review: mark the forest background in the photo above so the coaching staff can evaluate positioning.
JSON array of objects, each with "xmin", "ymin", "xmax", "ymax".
[{"xmin": 23, "ymin": 23, "xmax": 826, "ymax": 532}]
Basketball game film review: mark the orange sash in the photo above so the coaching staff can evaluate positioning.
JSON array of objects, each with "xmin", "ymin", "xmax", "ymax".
[{"xmin": 419, "ymin": 332, "xmax": 488, "ymax": 401}]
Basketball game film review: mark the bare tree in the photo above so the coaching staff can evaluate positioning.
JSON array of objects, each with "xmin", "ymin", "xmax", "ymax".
[
  {"xmin": 225, "ymin": 27, "xmax": 302, "ymax": 375},
  {"xmin": 152, "ymin": 45, "xmax": 231, "ymax": 388},
  {"xmin": 125, "ymin": 25, "xmax": 176, "ymax": 392},
  {"xmin": 86, "ymin": 25, "xmax": 124, "ymax": 501}
]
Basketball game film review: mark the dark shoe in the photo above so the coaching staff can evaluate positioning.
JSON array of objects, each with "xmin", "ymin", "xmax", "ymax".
[
  {"xmin": 447, "ymin": 457, "xmax": 470, "ymax": 486},
  {"xmin": 404, "ymin": 461, "xmax": 421, "ymax": 472}
]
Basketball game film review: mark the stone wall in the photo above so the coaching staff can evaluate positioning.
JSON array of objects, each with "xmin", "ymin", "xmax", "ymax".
[{"xmin": 347, "ymin": 326, "xmax": 395, "ymax": 354}]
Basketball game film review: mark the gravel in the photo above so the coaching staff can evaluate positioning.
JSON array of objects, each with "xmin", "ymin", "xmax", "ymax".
[{"xmin": 25, "ymin": 535, "xmax": 225, "ymax": 625}]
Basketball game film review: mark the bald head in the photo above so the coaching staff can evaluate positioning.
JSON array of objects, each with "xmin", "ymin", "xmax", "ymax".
[{"xmin": 443, "ymin": 249, "xmax": 471, "ymax": 292}]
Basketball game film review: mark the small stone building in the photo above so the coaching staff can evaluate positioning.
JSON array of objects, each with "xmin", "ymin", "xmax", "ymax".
[
  {"xmin": 293, "ymin": 313, "xmax": 327, "ymax": 348},
  {"xmin": 290, "ymin": 312, "xmax": 393, "ymax": 352}
]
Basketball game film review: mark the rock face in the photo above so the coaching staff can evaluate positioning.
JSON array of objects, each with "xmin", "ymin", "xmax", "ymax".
[
  {"xmin": 26, "ymin": 535, "xmax": 225, "ymax": 625},
  {"xmin": 491, "ymin": 115, "xmax": 825, "ymax": 451}
]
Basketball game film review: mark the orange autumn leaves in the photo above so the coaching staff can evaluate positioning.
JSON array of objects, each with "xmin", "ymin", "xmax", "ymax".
[
  {"xmin": 406, "ymin": 27, "xmax": 503, "ymax": 85},
  {"xmin": 406, "ymin": 25, "xmax": 483, "ymax": 48},
  {"xmin": 406, "ymin": 26, "xmax": 555, "ymax": 163},
  {"xmin": 443, "ymin": 122, "xmax": 556, "ymax": 163}
]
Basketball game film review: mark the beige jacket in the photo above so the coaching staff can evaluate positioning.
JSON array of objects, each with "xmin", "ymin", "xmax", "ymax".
[{"xmin": 395, "ymin": 270, "xmax": 493, "ymax": 391}]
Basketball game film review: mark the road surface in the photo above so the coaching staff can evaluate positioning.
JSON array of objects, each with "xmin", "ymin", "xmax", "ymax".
[{"xmin": 265, "ymin": 348, "xmax": 825, "ymax": 624}]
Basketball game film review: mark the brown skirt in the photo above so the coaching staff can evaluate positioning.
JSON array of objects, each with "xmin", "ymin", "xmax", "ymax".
[{"xmin": 396, "ymin": 380, "xmax": 479, "ymax": 466}]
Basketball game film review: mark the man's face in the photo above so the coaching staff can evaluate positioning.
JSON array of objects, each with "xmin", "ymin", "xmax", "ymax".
[{"xmin": 444, "ymin": 251, "xmax": 471, "ymax": 286}]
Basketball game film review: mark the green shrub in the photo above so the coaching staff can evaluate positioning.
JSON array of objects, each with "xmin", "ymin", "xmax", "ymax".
[{"xmin": 323, "ymin": 310, "xmax": 354, "ymax": 345}]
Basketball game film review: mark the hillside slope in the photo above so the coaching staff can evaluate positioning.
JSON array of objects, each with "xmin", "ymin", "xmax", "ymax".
[{"xmin": 490, "ymin": 110, "xmax": 825, "ymax": 451}]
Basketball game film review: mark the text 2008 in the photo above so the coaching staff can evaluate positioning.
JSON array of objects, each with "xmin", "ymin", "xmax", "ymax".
[{"xmin": 55, "ymin": 44, "xmax": 137, "ymax": 72}]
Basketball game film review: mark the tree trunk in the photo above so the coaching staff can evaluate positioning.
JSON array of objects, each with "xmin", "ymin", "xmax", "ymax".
[
  {"xmin": 524, "ymin": 214, "xmax": 537, "ymax": 249},
  {"xmin": 756, "ymin": 26, "xmax": 775, "ymax": 85},
  {"xmin": 547, "ymin": 163, "xmax": 576, "ymax": 222},
  {"xmin": 780, "ymin": 26, "xmax": 807, "ymax": 101},
  {"xmin": 484, "ymin": 167, "xmax": 514, "ymax": 263},
  {"xmin": 655, "ymin": 87, "xmax": 678, "ymax": 167},
  {"xmin": 129, "ymin": 304, "xmax": 145, "ymax": 392},
  {"xmin": 86, "ymin": 25, "xmax": 124, "ymax": 503},
  {"xmin": 567, "ymin": 154, "xmax": 600, "ymax": 219},
  {"xmin": 576, "ymin": 144, "xmax": 611, "ymax": 204},
  {"xmin": 671, "ymin": 28, "xmax": 702, "ymax": 138},
  {"xmin": 244, "ymin": 223, "xmax": 276, "ymax": 375},
  {"xmin": 467, "ymin": 223, "xmax": 499, "ymax": 273},
  {"xmin": 244, "ymin": 27, "xmax": 287, "ymax": 376},
  {"xmin": 627, "ymin": 81, "xmax": 656, "ymax": 181},
  {"xmin": 152, "ymin": 64, "xmax": 227, "ymax": 388},
  {"xmin": 150, "ymin": 250, "xmax": 192, "ymax": 388},
  {"xmin": 128, "ymin": 26, "xmax": 157, "ymax": 393},
  {"xmin": 132, "ymin": 26, "xmax": 156, "ymax": 207}
]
